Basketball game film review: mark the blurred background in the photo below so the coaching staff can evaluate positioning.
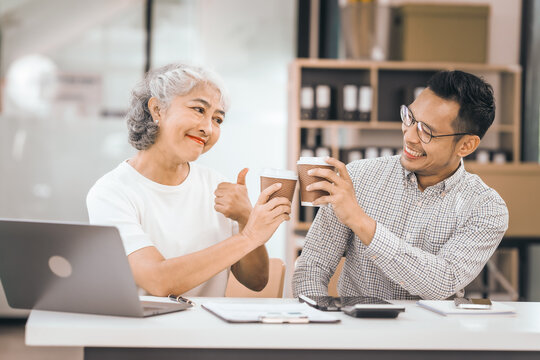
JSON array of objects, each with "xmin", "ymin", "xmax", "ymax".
[
  {"xmin": 0, "ymin": 0, "xmax": 539, "ymax": 322},
  {"xmin": 0, "ymin": 0, "xmax": 296, "ymax": 318}
]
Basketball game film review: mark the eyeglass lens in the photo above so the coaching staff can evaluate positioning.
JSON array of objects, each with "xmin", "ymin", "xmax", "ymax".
[{"xmin": 401, "ymin": 105, "xmax": 432, "ymax": 143}]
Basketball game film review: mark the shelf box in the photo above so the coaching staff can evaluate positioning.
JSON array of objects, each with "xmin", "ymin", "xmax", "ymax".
[{"xmin": 390, "ymin": 4, "xmax": 489, "ymax": 63}]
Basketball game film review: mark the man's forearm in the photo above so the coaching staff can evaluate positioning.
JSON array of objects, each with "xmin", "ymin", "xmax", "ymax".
[
  {"xmin": 363, "ymin": 223, "xmax": 502, "ymax": 299},
  {"xmin": 292, "ymin": 260, "xmax": 333, "ymax": 297},
  {"xmin": 345, "ymin": 206, "xmax": 377, "ymax": 246}
]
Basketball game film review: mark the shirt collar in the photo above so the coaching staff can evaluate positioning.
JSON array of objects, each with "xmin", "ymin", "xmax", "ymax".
[{"xmin": 402, "ymin": 158, "xmax": 465, "ymax": 193}]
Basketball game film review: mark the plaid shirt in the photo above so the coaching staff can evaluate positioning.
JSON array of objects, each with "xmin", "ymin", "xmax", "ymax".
[{"xmin": 293, "ymin": 155, "xmax": 508, "ymax": 300}]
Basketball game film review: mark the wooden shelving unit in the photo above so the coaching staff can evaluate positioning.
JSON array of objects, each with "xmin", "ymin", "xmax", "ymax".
[{"xmin": 285, "ymin": 59, "xmax": 525, "ymax": 278}]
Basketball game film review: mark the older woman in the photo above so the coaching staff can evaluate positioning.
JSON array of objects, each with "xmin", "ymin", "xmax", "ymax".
[{"xmin": 87, "ymin": 63, "xmax": 290, "ymax": 297}]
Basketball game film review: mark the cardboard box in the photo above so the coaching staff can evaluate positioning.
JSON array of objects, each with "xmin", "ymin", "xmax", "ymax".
[{"xmin": 390, "ymin": 4, "xmax": 489, "ymax": 63}]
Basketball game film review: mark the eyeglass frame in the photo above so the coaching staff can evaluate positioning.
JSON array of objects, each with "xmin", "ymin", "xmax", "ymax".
[{"xmin": 400, "ymin": 104, "xmax": 473, "ymax": 144}]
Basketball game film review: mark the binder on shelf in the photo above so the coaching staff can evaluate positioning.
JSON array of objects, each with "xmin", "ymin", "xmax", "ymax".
[
  {"xmin": 300, "ymin": 148, "xmax": 315, "ymax": 158},
  {"xmin": 365, "ymin": 147, "xmax": 379, "ymax": 159},
  {"xmin": 492, "ymin": 151, "xmax": 507, "ymax": 164},
  {"xmin": 348, "ymin": 149, "xmax": 364, "ymax": 163},
  {"xmin": 380, "ymin": 148, "xmax": 394, "ymax": 157},
  {"xmin": 358, "ymin": 85, "xmax": 372, "ymax": 121},
  {"xmin": 476, "ymin": 150, "xmax": 490, "ymax": 164},
  {"xmin": 300, "ymin": 86, "xmax": 315, "ymax": 120},
  {"xmin": 315, "ymin": 147, "xmax": 331, "ymax": 158},
  {"xmin": 315, "ymin": 85, "xmax": 332, "ymax": 120},
  {"xmin": 321, "ymin": 128, "xmax": 333, "ymax": 148},
  {"xmin": 343, "ymin": 84, "xmax": 358, "ymax": 121},
  {"xmin": 301, "ymin": 128, "xmax": 318, "ymax": 149}
]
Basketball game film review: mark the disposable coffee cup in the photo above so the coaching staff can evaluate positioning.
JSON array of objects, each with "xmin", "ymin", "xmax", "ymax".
[
  {"xmin": 260, "ymin": 169, "xmax": 298, "ymax": 202},
  {"xmin": 297, "ymin": 157, "xmax": 335, "ymax": 207}
]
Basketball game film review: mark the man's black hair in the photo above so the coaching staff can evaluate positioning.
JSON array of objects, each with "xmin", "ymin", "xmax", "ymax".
[{"xmin": 427, "ymin": 70, "xmax": 495, "ymax": 139}]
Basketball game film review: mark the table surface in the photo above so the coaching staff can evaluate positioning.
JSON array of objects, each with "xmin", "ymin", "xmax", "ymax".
[{"xmin": 25, "ymin": 297, "xmax": 540, "ymax": 351}]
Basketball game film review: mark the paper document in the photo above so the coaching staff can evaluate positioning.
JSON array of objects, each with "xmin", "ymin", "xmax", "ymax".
[
  {"xmin": 202, "ymin": 302, "xmax": 340, "ymax": 323},
  {"xmin": 417, "ymin": 300, "xmax": 516, "ymax": 316}
]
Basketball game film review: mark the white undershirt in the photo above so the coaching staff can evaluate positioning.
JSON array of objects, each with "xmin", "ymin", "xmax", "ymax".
[{"xmin": 86, "ymin": 161, "xmax": 237, "ymax": 297}]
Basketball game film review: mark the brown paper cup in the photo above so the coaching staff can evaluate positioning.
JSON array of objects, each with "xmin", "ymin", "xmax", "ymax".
[
  {"xmin": 260, "ymin": 169, "xmax": 298, "ymax": 202},
  {"xmin": 297, "ymin": 157, "xmax": 335, "ymax": 206}
]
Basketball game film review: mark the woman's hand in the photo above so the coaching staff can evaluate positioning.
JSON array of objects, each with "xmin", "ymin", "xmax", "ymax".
[
  {"xmin": 214, "ymin": 168, "xmax": 253, "ymax": 228},
  {"xmin": 241, "ymin": 183, "xmax": 291, "ymax": 246}
]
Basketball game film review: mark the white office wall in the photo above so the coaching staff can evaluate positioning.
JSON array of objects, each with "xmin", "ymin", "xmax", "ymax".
[
  {"xmin": 0, "ymin": 0, "xmax": 296, "ymax": 316},
  {"xmin": 192, "ymin": 0, "xmax": 296, "ymax": 260},
  {"xmin": 0, "ymin": 0, "xmax": 295, "ymax": 257}
]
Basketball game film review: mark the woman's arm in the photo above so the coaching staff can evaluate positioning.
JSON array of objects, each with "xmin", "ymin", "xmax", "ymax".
[
  {"xmin": 128, "ymin": 232, "xmax": 263, "ymax": 296},
  {"xmin": 230, "ymin": 245, "xmax": 269, "ymax": 291},
  {"xmin": 214, "ymin": 167, "xmax": 272, "ymax": 290},
  {"xmin": 129, "ymin": 183, "xmax": 290, "ymax": 296}
]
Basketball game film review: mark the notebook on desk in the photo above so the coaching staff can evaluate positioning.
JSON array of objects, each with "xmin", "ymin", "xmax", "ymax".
[
  {"xmin": 202, "ymin": 302, "xmax": 340, "ymax": 324},
  {"xmin": 0, "ymin": 218, "xmax": 192, "ymax": 317},
  {"xmin": 417, "ymin": 300, "xmax": 516, "ymax": 316}
]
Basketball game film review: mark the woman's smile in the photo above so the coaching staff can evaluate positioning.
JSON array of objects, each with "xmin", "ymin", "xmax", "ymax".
[{"xmin": 186, "ymin": 134, "xmax": 206, "ymax": 145}]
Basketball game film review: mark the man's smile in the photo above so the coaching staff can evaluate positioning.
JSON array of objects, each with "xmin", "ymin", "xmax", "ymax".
[{"xmin": 403, "ymin": 145, "xmax": 426, "ymax": 159}]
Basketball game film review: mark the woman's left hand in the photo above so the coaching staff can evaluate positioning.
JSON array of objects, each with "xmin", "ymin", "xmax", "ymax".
[{"xmin": 214, "ymin": 168, "xmax": 253, "ymax": 227}]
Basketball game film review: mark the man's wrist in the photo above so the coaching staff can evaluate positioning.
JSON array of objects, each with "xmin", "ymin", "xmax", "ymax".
[{"xmin": 348, "ymin": 206, "xmax": 376, "ymax": 246}]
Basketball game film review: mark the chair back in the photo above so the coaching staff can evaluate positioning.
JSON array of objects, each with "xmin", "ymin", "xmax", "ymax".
[
  {"xmin": 225, "ymin": 258, "xmax": 285, "ymax": 298},
  {"xmin": 328, "ymin": 257, "xmax": 346, "ymax": 297}
]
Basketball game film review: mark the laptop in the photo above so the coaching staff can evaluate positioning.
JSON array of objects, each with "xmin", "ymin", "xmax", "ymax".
[{"xmin": 0, "ymin": 218, "xmax": 192, "ymax": 317}]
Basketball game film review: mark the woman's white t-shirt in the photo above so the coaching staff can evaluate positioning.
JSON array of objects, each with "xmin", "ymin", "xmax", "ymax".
[{"xmin": 86, "ymin": 161, "xmax": 238, "ymax": 297}]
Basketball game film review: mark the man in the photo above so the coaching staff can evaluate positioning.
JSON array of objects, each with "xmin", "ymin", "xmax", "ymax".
[{"xmin": 293, "ymin": 70, "xmax": 508, "ymax": 300}]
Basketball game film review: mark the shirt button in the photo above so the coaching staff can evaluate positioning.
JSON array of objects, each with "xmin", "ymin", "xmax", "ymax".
[
  {"xmin": 417, "ymin": 200, "xmax": 422, "ymax": 206},
  {"xmin": 441, "ymin": 191, "xmax": 446, "ymax": 197},
  {"xmin": 399, "ymin": 281, "xmax": 405, "ymax": 286},
  {"xmin": 406, "ymin": 234, "xmax": 412, "ymax": 241},
  {"xmin": 371, "ymin": 255, "xmax": 377, "ymax": 260}
]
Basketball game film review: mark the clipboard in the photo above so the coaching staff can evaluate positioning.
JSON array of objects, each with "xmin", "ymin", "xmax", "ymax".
[{"xmin": 202, "ymin": 302, "xmax": 340, "ymax": 324}]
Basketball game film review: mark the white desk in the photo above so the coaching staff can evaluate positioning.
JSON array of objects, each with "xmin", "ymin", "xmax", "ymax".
[{"xmin": 26, "ymin": 297, "xmax": 540, "ymax": 360}]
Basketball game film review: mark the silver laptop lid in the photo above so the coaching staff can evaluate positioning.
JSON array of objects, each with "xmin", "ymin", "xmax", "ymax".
[{"xmin": 0, "ymin": 219, "xmax": 145, "ymax": 317}]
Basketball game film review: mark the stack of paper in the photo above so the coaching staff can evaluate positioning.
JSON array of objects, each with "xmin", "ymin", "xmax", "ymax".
[{"xmin": 417, "ymin": 300, "xmax": 516, "ymax": 316}]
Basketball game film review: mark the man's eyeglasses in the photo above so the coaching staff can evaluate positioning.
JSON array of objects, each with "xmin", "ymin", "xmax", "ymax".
[{"xmin": 400, "ymin": 105, "xmax": 472, "ymax": 144}]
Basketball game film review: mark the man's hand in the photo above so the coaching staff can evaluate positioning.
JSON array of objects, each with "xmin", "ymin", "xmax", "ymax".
[
  {"xmin": 308, "ymin": 157, "xmax": 376, "ymax": 245},
  {"xmin": 214, "ymin": 168, "xmax": 253, "ymax": 228}
]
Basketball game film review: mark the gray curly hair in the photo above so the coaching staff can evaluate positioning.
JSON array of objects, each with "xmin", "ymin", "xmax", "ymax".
[{"xmin": 126, "ymin": 63, "xmax": 230, "ymax": 150}]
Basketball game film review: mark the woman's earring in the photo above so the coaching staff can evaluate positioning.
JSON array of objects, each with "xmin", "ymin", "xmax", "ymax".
[{"xmin": 155, "ymin": 119, "xmax": 159, "ymax": 125}]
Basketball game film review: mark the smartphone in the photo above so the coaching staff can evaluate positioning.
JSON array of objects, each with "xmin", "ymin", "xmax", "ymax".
[
  {"xmin": 298, "ymin": 295, "xmax": 340, "ymax": 311},
  {"xmin": 454, "ymin": 297, "xmax": 492, "ymax": 310},
  {"xmin": 298, "ymin": 295, "xmax": 394, "ymax": 312}
]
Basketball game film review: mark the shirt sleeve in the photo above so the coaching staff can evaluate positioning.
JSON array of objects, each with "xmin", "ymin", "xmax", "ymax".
[
  {"xmin": 364, "ymin": 192, "xmax": 509, "ymax": 299},
  {"xmin": 86, "ymin": 182, "xmax": 153, "ymax": 255},
  {"xmin": 292, "ymin": 204, "xmax": 352, "ymax": 297}
]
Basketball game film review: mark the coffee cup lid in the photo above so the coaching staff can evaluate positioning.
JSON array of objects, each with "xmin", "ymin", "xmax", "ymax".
[
  {"xmin": 296, "ymin": 156, "xmax": 330, "ymax": 166},
  {"xmin": 260, "ymin": 168, "xmax": 298, "ymax": 180}
]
